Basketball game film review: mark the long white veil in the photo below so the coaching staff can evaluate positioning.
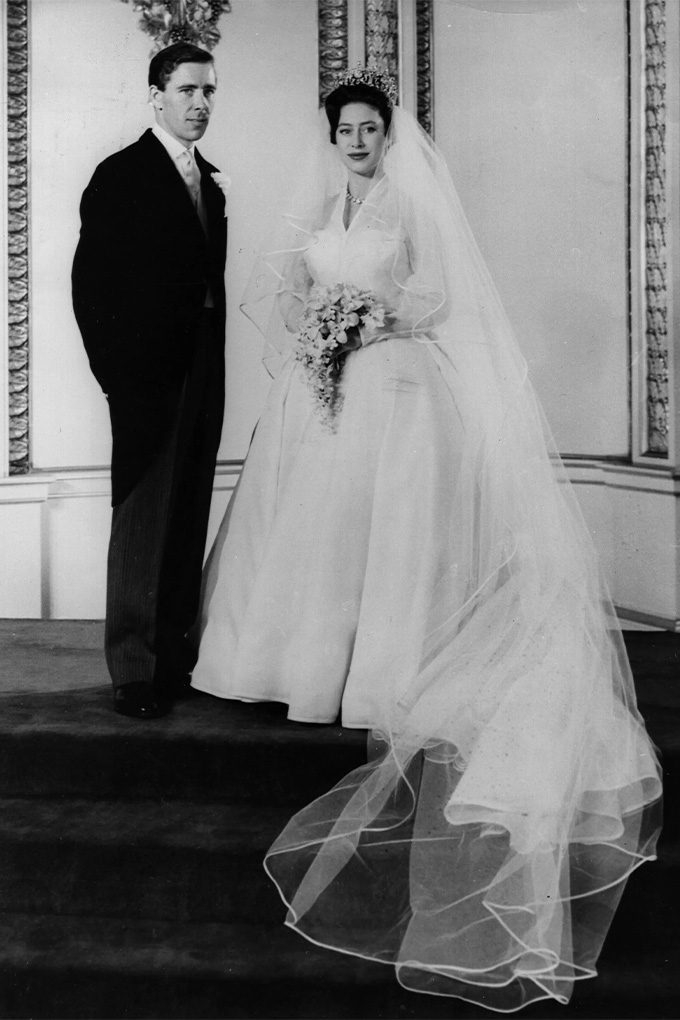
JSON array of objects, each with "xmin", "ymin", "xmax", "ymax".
[{"xmin": 246, "ymin": 104, "xmax": 662, "ymax": 1012}]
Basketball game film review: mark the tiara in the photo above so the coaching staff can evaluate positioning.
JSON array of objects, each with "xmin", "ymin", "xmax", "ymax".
[{"xmin": 330, "ymin": 65, "xmax": 399, "ymax": 108}]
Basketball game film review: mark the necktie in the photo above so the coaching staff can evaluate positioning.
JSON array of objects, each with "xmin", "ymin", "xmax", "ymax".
[{"xmin": 178, "ymin": 148, "xmax": 201, "ymax": 208}]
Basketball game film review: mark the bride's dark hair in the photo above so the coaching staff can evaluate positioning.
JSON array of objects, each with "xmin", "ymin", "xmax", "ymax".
[{"xmin": 324, "ymin": 83, "xmax": 393, "ymax": 144}]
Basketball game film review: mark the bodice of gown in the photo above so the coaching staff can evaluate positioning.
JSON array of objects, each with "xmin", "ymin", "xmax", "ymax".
[{"xmin": 303, "ymin": 187, "xmax": 409, "ymax": 309}]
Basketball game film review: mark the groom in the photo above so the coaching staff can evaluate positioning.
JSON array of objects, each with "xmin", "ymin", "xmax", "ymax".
[{"xmin": 72, "ymin": 43, "xmax": 227, "ymax": 718}]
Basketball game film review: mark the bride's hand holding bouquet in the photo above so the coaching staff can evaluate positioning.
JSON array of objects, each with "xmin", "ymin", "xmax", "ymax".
[{"xmin": 293, "ymin": 283, "xmax": 387, "ymax": 426}]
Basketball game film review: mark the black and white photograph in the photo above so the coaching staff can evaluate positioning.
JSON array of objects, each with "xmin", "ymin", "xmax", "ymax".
[{"xmin": 0, "ymin": 0, "xmax": 676, "ymax": 1017}]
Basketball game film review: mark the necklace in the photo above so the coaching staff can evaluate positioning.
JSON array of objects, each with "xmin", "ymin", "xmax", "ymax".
[{"xmin": 346, "ymin": 186, "xmax": 364, "ymax": 205}]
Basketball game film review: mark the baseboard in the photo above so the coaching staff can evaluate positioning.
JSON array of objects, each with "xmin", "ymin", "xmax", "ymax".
[{"xmin": 616, "ymin": 607, "xmax": 680, "ymax": 633}]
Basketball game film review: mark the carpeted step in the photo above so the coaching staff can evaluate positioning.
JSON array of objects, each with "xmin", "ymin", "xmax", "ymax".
[
  {"xmin": 601, "ymin": 837, "xmax": 677, "ymax": 950},
  {"xmin": 0, "ymin": 912, "xmax": 677, "ymax": 1020},
  {"xmin": 1, "ymin": 686, "xmax": 676, "ymax": 807},
  {"xmin": 0, "ymin": 798, "xmax": 288, "ymax": 925},
  {"xmin": 622, "ymin": 631, "xmax": 680, "ymax": 689},
  {"xmin": 0, "ymin": 795, "xmax": 674, "ymax": 943},
  {"xmin": 1, "ymin": 628, "xmax": 677, "ymax": 1019},
  {"xmin": 0, "ymin": 689, "xmax": 367, "ymax": 805}
]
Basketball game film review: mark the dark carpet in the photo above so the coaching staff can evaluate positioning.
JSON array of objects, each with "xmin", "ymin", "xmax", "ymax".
[{"xmin": 0, "ymin": 629, "xmax": 678, "ymax": 1019}]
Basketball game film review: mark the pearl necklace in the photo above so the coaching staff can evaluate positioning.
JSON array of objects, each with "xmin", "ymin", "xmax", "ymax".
[{"xmin": 346, "ymin": 186, "xmax": 364, "ymax": 205}]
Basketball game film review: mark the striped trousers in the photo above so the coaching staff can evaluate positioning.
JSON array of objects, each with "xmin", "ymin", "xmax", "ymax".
[{"xmin": 104, "ymin": 311, "xmax": 224, "ymax": 689}]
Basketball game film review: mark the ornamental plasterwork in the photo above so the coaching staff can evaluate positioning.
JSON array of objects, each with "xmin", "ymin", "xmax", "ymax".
[
  {"xmin": 317, "ymin": 0, "xmax": 434, "ymax": 136},
  {"xmin": 7, "ymin": 0, "xmax": 29, "ymax": 475},
  {"xmin": 318, "ymin": 0, "xmax": 349, "ymax": 104},
  {"xmin": 415, "ymin": 0, "xmax": 434, "ymax": 137},
  {"xmin": 119, "ymin": 0, "xmax": 231, "ymax": 54},
  {"xmin": 643, "ymin": 0, "xmax": 669, "ymax": 456},
  {"xmin": 365, "ymin": 0, "xmax": 399, "ymax": 79}
]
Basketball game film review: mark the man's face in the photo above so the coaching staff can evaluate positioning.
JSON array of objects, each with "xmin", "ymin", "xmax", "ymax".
[{"xmin": 150, "ymin": 61, "xmax": 217, "ymax": 147}]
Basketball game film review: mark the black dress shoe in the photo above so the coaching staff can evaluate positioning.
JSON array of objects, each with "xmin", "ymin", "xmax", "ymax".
[{"xmin": 113, "ymin": 682, "xmax": 171, "ymax": 719}]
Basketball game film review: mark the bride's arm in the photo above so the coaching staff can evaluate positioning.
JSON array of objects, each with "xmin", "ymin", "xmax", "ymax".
[{"xmin": 359, "ymin": 234, "xmax": 450, "ymax": 347}]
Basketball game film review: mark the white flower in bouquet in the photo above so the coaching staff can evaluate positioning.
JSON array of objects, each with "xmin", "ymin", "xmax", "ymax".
[{"xmin": 293, "ymin": 284, "xmax": 386, "ymax": 428}]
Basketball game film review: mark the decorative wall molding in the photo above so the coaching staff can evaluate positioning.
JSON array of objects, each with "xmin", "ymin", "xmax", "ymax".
[
  {"xmin": 415, "ymin": 0, "xmax": 434, "ymax": 136},
  {"xmin": 364, "ymin": 0, "xmax": 399, "ymax": 78},
  {"xmin": 616, "ymin": 607, "xmax": 680, "ymax": 632},
  {"xmin": 317, "ymin": 1, "xmax": 433, "ymax": 135},
  {"xmin": 318, "ymin": 0, "xmax": 349, "ymax": 104},
  {"xmin": 642, "ymin": 0, "xmax": 669, "ymax": 457},
  {"xmin": 6, "ymin": 0, "xmax": 29, "ymax": 476},
  {"xmin": 119, "ymin": 0, "xmax": 231, "ymax": 55}
]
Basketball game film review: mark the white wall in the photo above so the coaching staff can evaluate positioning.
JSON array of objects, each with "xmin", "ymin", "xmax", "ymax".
[
  {"xmin": 30, "ymin": 0, "xmax": 318, "ymax": 470},
  {"xmin": 2, "ymin": 0, "xmax": 679, "ymax": 626},
  {"xmin": 206, "ymin": 0, "xmax": 319, "ymax": 459},
  {"xmin": 434, "ymin": 0, "xmax": 629, "ymax": 457},
  {"xmin": 31, "ymin": 0, "xmax": 151, "ymax": 472},
  {"xmin": 0, "ymin": 0, "xmax": 318, "ymax": 619}
]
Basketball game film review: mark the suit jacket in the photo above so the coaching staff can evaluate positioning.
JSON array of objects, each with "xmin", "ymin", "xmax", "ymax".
[
  {"xmin": 72, "ymin": 129, "xmax": 227, "ymax": 400},
  {"xmin": 72, "ymin": 129, "xmax": 227, "ymax": 504}
]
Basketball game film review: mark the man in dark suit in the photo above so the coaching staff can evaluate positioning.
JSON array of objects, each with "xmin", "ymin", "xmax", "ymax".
[{"xmin": 72, "ymin": 43, "xmax": 228, "ymax": 718}]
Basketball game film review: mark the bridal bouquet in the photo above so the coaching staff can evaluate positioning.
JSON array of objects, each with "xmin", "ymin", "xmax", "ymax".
[{"xmin": 293, "ymin": 284, "xmax": 386, "ymax": 427}]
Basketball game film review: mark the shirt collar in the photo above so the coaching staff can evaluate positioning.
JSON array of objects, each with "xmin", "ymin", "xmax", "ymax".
[{"xmin": 152, "ymin": 123, "xmax": 196, "ymax": 163}]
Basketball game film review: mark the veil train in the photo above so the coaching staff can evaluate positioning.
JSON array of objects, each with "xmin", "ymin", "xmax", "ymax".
[{"xmin": 238, "ymin": 104, "xmax": 663, "ymax": 1012}]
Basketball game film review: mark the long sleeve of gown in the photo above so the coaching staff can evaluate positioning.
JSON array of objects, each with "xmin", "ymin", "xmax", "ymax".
[{"xmin": 359, "ymin": 230, "xmax": 451, "ymax": 347}]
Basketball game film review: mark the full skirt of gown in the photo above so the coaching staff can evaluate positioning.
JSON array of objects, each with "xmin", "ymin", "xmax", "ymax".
[{"xmin": 192, "ymin": 334, "xmax": 464, "ymax": 728}]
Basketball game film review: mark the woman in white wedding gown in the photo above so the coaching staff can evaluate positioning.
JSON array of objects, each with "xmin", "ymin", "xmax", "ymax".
[{"xmin": 192, "ymin": 69, "xmax": 661, "ymax": 1012}]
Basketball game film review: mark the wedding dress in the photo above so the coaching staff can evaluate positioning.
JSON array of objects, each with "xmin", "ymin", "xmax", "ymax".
[
  {"xmin": 192, "ymin": 182, "xmax": 467, "ymax": 727},
  {"xmin": 192, "ymin": 106, "xmax": 661, "ymax": 1011}
]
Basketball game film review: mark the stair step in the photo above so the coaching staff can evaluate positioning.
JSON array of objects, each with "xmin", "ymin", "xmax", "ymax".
[
  {"xmin": 0, "ymin": 912, "xmax": 677, "ymax": 1020},
  {"xmin": 1, "ymin": 796, "xmax": 674, "ymax": 940},
  {"xmin": 0, "ymin": 688, "xmax": 367, "ymax": 803},
  {"xmin": 1, "ymin": 634, "xmax": 678, "ymax": 1020},
  {"xmin": 0, "ymin": 798, "xmax": 289, "ymax": 924},
  {"xmin": 0, "ymin": 687, "xmax": 677, "ymax": 804},
  {"xmin": 601, "ymin": 839, "xmax": 678, "ymax": 950}
]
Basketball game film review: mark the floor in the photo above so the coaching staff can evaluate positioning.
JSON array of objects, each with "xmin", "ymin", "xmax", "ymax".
[
  {"xmin": 0, "ymin": 620, "xmax": 108, "ymax": 693},
  {"xmin": 1, "ymin": 618, "xmax": 678, "ymax": 705},
  {"xmin": 0, "ymin": 618, "xmax": 677, "ymax": 1019}
]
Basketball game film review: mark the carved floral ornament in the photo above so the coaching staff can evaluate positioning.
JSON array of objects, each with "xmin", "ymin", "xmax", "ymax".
[{"xmin": 120, "ymin": 0, "xmax": 231, "ymax": 53}]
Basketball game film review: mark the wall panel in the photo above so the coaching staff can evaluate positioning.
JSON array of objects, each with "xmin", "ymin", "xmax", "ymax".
[
  {"xmin": 433, "ymin": 0, "xmax": 629, "ymax": 457},
  {"xmin": 29, "ymin": 0, "xmax": 318, "ymax": 470}
]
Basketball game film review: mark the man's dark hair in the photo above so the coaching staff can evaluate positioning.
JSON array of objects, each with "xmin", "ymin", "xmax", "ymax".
[
  {"xmin": 324, "ymin": 83, "xmax": 392, "ymax": 145},
  {"xmin": 148, "ymin": 43, "xmax": 214, "ymax": 90}
]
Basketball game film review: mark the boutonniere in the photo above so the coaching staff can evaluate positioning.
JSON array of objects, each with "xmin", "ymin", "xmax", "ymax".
[{"xmin": 211, "ymin": 172, "xmax": 231, "ymax": 215}]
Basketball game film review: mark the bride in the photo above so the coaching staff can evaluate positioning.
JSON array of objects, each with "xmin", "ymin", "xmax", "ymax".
[{"xmin": 192, "ymin": 68, "xmax": 661, "ymax": 1012}]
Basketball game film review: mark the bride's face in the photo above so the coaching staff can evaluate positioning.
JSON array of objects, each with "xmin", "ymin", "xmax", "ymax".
[{"xmin": 335, "ymin": 103, "xmax": 386, "ymax": 178}]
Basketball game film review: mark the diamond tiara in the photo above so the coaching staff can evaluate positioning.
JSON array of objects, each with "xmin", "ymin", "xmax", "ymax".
[{"xmin": 330, "ymin": 65, "xmax": 399, "ymax": 108}]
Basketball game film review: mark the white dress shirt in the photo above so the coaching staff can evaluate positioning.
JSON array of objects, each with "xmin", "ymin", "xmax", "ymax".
[{"xmin": 152, "ymin": 123, "xmax": 213, "ymax": 306}]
